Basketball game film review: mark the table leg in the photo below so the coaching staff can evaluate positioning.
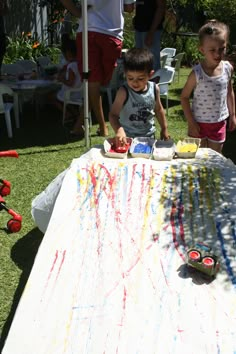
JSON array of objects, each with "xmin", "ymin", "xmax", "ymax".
[{"xmin": 13, "ymin": 92, "xmax": 20, "ymax": 128}]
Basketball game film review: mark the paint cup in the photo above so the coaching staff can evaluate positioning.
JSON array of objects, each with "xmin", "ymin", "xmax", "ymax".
[
  {"xmin": 188, "ymin": 250, "xmax": 201, "ymax": 262},
  {"xmin": 202, "ymin": 257, "xmax": 214, "ymax": 268}
]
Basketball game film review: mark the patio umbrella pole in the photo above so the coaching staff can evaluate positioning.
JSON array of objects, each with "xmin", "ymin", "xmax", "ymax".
[{"xmin": 82, "ymin": 0, "xmax": 90, "ymax": 148}]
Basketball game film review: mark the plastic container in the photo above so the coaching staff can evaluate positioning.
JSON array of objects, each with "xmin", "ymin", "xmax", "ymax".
[
  {"xmin": 188, "ymin": 250, "xmax": 201, "ymax": 262},
  {"xmin": 152, "ymin": 139, "xmax": 175, "ymax": 161},
  {"xmin": 175, "ymin": 138, "xmax": 200, "ymax": 158},
  {"xmin": 103, "ymin": 138, "xmax": 132, "ymax": 159},
  {"xmin": 129, "ymin": 137, "xmax": 155, "ymax": 158}
]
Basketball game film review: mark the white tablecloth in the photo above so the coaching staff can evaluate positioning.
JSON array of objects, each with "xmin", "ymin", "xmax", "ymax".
[{"xmin": 3, "ymin": 148, "xmax": 236, "ymax": 354}]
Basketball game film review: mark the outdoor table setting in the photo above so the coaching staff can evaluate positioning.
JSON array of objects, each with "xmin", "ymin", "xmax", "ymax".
[
  {"xmin": 2, "ymin": 144, "xmax": 236, "ymax": 354},
  {"xmin": 0, "ymin": 70, "xmax": 61, "ymax": 121}
]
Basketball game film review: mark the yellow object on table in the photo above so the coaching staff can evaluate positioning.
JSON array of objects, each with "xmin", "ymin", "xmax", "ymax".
[
  {"xmin": 176, "ymin": 142, "xmax": 198, "ymax": 153},
  {"xmin": 176, "ymin": 138, "xmax": 201, "ymax": 158}
]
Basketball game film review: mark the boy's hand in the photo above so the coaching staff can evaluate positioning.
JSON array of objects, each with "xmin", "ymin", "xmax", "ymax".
[
  {"xmin": 115, "ymin": 127, "xmax": 127, "ymax": 146},
  {"xmin": 160, "ymin": 128, "xmax": 170, "ymax": 140}
]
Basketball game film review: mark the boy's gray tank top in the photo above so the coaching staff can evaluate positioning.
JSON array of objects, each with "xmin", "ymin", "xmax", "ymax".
[{"xmin": 119, "ymin": 81, "xmax": 156, "ymax": 138}]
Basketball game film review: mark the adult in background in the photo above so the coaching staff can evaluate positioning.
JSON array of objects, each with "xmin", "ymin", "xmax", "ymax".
[
  {"xmin": 133, "ymin": 0, "xmax": 166, "ymax": 71},
  {"xmin": 0, "ymin": 0, "xmax": 8, "ymax": 74},
  {"xmin": 60, "ymin": 0, "xmax": 135, "ymax": 137}
]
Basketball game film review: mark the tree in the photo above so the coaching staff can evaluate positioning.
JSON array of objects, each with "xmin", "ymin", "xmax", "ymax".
[{"xmin": 167, "ymin": 0, "xmax": 236, "ymax": 43}]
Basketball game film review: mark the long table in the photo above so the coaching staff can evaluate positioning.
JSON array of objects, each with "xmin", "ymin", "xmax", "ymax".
[
  {"xmin": 2, "ymin": 147, "xmax": 236, "ymax": 353},
  {"xmin": 1, "ymin": 78, "xmax": 60, "ymax": 122}
]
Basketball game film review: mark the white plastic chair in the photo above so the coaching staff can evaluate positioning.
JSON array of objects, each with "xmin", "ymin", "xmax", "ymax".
[
  {"xmin": 0, "ymin": 83, "xmax": 16, "ymax": 138},
  {"xmin": 1, "ymin": 63, "xmax": 24, "ymax": 77},
  {"xmin": 160, "ymin": 54, "xmax": 168, "ymax": 68},
  {"xmin": 171, "ymin": 52, "xmax": 185, "ymax": 82},
  {"xmin": 101, "ymin": 59, "xmax": 125, "ymax": 110},
  {"xmin": 62, "ymin": 86, "xmax": 92, "ymax": 128},
  {"xmin": 36, "ymin": 56, "xmax": 52, "ymax": 68},
  {"xmin": 160, "ymin": 48, "xmax": 176, "ymax": 66},
  {"xmin": 151, "ymin": 66, "xmax": 175, "ymax": 115},
  {"xmin": 15, "ymin": 59, "xmax": 37, "ymax": 73}
]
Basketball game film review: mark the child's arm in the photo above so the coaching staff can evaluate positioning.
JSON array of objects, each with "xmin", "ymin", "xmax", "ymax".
[
  {"xmin": 227, "ymin": 67, "xmax": 236, "ymax": 131},
  {"xmin": 154, "ymin": 84, "xmax": 169, "ymax": 140},
  {"xmin": 181, "ymin": 70, "xmax": 200, "ymax": 137},
  {"xmin": 60, "ymin": 0, "xmax": 83, "ymax": 17},
  {"xmin": 59, "ymin": 67, "xmax": 76, "ymax": 87},
  {"xmin": 109, "ymin": 86, "xmax": 127, "ymax": 143}
]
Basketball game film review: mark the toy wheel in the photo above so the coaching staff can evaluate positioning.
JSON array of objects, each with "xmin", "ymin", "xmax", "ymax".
[
  {"xmin": 7, "ymin": 219, "xmax": 22, "ymax": 233},
  {"xmin": 188, "ymin": 250, "xmax": 201, "ymax": 261},
  {"xmin": 0, "ymin": 185, "xmax": 10, "ymax": 196},
  {"xmin": 202, "ymin": 257, "xmax": 214, "ymax": 268}
]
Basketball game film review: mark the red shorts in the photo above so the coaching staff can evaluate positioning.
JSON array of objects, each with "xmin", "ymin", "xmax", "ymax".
[
  {"xmin": 76, "ymin": 31, "xmax": 122, "ymax": 86},
  {"xmin": 190, "ymin": 121, "xmax": 227, "ymax": 143}
]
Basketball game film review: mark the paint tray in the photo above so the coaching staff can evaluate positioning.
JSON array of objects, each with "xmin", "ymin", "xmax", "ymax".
[
  {"xmin": 129, "ymin": 137, "xmax": 155, "ymax": 158},
  {"xmin": 175, "ymin": 138, "xmax": 201, "ymax": 158},
  {"xmin": 152, "ymin": 139, "xmax": 175, "ymax": 161},
  {"xmin": 103, "ymin": 138, "xmax": 132, "ymax": 159}
]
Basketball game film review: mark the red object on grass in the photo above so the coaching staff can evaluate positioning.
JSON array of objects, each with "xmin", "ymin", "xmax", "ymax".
[{"xmin": 0, "ymin": 150, "xmax": 19, "ymax": 158}]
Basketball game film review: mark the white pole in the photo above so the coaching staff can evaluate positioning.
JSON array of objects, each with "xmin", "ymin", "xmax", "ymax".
[{"xmin": 82, "ymin": 0, "xmax": 90, "ymax": 148}]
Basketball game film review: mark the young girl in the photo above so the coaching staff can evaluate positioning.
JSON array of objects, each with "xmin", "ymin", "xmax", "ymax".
[
  {"xmin": 51, "ymin": 38, "xmax": 84, "ymax": 136},
  {"xmin": 181, "ymin": 20, "xmax": 236, "ymax": 153},
  {"xmin": 109, "ymin": 47, "xmax": 169, "ymax": 144}
]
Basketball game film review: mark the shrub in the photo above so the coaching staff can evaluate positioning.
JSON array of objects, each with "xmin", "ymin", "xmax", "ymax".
[{"xmin": 3, "ymin": 32, "xmax": 61, "ymax": 64}]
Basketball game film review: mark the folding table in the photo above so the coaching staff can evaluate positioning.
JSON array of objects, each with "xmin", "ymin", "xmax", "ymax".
[{"xmin": 2, "ymin": 147, "xmax": 236, "ymax": 354}]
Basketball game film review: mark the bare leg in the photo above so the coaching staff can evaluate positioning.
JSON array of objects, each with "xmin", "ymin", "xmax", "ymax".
[
  {"xmin": 88, "ymin": 82, "xmax": 108, "ymax": 136},
  {"xmin": 200, "ymin": 138, "xmax": 208, "ymax": 148},
  {"xmin": 71, "ymin": 106, "xmax": 85, "ymax": 136},
  {"xmin": 207, "ymin": 140, "xmax": 223, "ymax": 154}
]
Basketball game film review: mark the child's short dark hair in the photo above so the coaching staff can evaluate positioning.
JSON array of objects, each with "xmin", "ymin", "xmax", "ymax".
[
  {"xmin": 199, "ymin": 20, "xmax": 229, "ymax": 44},
  {"xmin": 123, "ymin": 48, "xmax": 154, "ymax": 73},
  {"xmin": 61, "ymin": 38, "xmax": 77, "ymax": 57}
]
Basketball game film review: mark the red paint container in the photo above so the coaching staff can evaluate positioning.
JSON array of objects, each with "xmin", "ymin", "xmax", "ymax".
[
  {"xmin": 188, "ymin": 250, "xmax": 201, "ymax": 262},
  {"xmin": 202, "ymin": 257, "xmax": 214, "ymax": 268}
]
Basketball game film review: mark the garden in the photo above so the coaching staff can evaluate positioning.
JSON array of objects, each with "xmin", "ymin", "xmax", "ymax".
[{"xmin": 0, "ymin": 1, "xmax": 236, "ymax": 349}]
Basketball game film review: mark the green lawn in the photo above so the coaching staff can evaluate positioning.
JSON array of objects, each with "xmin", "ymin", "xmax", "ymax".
[{"xmin": 0, "ymin": 67, "xmax": 235, "ymax": 349}]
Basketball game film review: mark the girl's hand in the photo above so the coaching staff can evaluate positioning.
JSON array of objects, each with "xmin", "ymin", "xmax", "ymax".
[
  {"xmin": 229, "ymin": 115, "xmax": 236, "ymax": 131},
  {"xmin": 188, "ymin": 121, "xmax": 200, "ymax": 137}
]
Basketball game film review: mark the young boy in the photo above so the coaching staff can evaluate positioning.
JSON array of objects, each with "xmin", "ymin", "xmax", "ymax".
[{"xmin": 109, "ymin": 48, "xmax": 169, "ymax": 144}]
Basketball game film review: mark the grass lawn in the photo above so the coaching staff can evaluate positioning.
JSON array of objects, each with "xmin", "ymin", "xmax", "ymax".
[{"xmin": 0, "ymin": 67, "xmax": 235, "ymax": 349}]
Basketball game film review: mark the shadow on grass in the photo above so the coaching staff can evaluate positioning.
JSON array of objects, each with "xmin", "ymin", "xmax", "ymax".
[
  {"xmin": 0, "ymin": 227, "xmax": 44, "ymax": 351},
  {"xmin": 170, "ymin": 87, "xmax": 183, "ymax": 97},
  {"xmin": 0, "ymin": 94, "xmax": 110, "ymax": 151},
  {"xmin": 0, "ymin": 103, "xmax": 70, "ymax": 151},
  {"xmin": 223, "ymin": 129, "xmax": 236, "ymax": 164},
  {"xmin": 161, "ymin": 97, "xmax": 180, "ymax": 111}
]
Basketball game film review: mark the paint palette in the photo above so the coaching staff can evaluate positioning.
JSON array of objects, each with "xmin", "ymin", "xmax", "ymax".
[
  {"xmin": 153, "ymin": 139, "xmax": 175, "ymax": 161},
  {"xmin": 176, "ymin": 138, "xmax": 201, "ymax": 158},
  {"xmin": 129, "ymin": 137, "xmax": 155, "ymax": 158},
  {"xmin": 103, "ymin": 138, "xmax": 132, "ymax": 159},
  {"xmin": 187, "ymin": 242, "xmax": 220, "ymax": 277}
]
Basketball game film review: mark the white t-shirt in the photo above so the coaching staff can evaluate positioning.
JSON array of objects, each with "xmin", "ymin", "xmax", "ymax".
[
  {"xmin": 77, "ymin": 0, "xmax": 135, "ymax": 40},
  {"xmin": 57, "ymin": 61, "xmax": 82, "ymax": 103}
]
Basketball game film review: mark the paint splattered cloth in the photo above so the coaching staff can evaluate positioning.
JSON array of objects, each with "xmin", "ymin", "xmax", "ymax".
[{"xmin": 3, "ymin": 147, "xmax": 236, "ymax": 354}]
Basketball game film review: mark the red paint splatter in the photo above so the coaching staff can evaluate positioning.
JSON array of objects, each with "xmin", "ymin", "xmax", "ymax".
[
  {"xmin": 47, "ymin": 250, "xmax": 58, "ymax": 283},
  {"xmin": 55, "ymin": 250, "xmax": 66, "ymax": 281}
]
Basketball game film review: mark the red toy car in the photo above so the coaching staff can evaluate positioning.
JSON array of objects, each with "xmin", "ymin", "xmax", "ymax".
[{"xmin": 0, "ymin": 150, "xmax": 22, "ymax": 233}]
